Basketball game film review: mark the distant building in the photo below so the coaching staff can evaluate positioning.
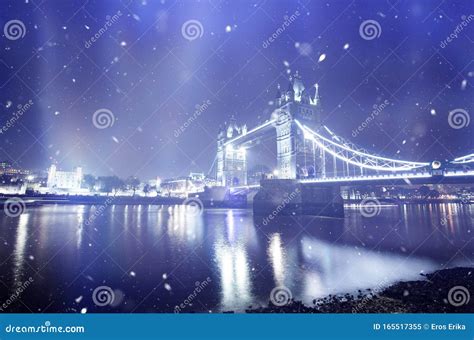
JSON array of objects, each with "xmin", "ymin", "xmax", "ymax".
[
  {"xmin": 47, "ymin": 165, "xmax": 83, "ymax": 191},
  {"xmin": 0, "ymin": 160, "xmax": 31, "ymax": 176},
  {"xmin": 160, "ymin": 172, "xmax": 206, "ymax": 197}
]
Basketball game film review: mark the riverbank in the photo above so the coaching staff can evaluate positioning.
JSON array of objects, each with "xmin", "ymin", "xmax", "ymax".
[
  {"xmin": 0, "ymin": 194, "xmax": 246, "ymax": 208},
  {"xmin": 247, "ymin": 267, "xmax": 473, "ymax": 313},
  {"xmin": 1, "ymin": 194, "xmax": 471, "ymax": 208}
]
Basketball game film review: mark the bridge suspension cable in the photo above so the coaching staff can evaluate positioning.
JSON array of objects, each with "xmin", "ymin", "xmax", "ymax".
[
  {"xmin": 294, "ymin": 120, "xmax": 430, "ymax": 172},
  {"xmin": 451, "ymin": 153, "xmax": 474, "ymax": 164},
  {"xmin": 223, "ymin": 119, "xmax": 276, "ymax": 146}
]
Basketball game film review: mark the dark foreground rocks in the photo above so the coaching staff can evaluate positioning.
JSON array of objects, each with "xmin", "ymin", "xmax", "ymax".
[{"xmin": 247, "ymin": 267, "xmax": 473, "ymax": 313}]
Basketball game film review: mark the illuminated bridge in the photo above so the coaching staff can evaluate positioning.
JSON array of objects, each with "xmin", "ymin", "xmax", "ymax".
[
  {"xmin": 205, "ymin": 72, "xmax": 473, "ymax": 217},
  {"xmin": 211, "ymin": 72, "xmax": 474, "ymax": 189}
]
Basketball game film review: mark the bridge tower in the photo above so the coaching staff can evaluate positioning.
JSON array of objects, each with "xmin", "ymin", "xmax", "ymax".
[
  {"xmin": 216, "ymin": 117, "xmax": 248, "ymax": 186},
  {"xmin": 274, "ymin": 71, "xmax": 322, "ymax": 179}
]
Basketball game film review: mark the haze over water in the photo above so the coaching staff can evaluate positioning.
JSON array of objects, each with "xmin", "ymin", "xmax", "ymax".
[{"xmin": 0, "ymin": 203, "xmax": 472, "ymax": 313}]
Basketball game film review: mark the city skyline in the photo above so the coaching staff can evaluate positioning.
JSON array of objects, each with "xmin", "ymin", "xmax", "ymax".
[{"xmin": 0, "ymin": 0, "xmax": 472, "ymax": 180}]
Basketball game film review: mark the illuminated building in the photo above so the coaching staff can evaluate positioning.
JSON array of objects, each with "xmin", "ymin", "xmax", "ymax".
[
  {"xmin": 0, "ymin": 161, "xmax": 31, "ymax": 176},
  {"xmin": 46, "ymin": 164, "xmax": 83, "ymax": 191},
  {"xmin": 160, "ymin": 172, "xmax": 206, "ymax": 197}
]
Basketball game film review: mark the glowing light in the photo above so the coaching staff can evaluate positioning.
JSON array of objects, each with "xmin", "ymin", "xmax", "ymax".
[
  {"xmin": 223, "ymin": 119, "xmax": 276, "ymax": 146},
  {"xmin": 445, "ymin": 170, "xmax": 474, "ymax": 177},
  {"xmin": 452, "ymin": 153, "xmax": 474, "ymax": 164},
  {"xmin": 431, "ymin": 161, "xmax": 442, "ymax": 170},
  {"xmin": 294, "ymin": 120, "xmax": 429, "ymax": 171},
  {"xmin": 268, "ymin": 233, "xmax": 285, "ymax": 284},
  {"xmin": 299, "ymin": 172, "xmax": 432, "ymax": 184}
]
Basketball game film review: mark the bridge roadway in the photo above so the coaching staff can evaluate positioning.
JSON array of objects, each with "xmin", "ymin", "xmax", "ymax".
[{"xmin": 228, "ymin": 170, "xmax": 474, "ymax": 191}]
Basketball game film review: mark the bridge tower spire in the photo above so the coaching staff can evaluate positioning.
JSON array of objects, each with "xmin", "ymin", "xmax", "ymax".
[
  {"xmin": 274, "ymin": 72, "xmax": 322, "ymax": 179},
  {"xmin": 216, "ymin": 117, "xmax": 247, "ymax": 186}
]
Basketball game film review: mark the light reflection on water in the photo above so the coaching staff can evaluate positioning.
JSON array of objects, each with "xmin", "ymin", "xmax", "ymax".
[{"xmin": 0, "ymin": 203, "xmax": 472, "ymax": 312}]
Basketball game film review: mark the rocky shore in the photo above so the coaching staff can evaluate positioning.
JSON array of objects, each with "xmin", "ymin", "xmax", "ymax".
[{"xmin": 247, "ymin": 267, "xmax": 473, "ymax": 313}]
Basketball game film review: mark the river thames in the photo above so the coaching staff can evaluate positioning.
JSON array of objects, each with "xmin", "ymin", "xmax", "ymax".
[{"xmin": 0, "ymin": 203, "xmax": 472, "ymax": 313}]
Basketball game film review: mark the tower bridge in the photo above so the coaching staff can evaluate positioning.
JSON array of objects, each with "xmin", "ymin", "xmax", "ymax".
[{"xmin": 210, "ymin": 72, "xmax": 474, "ymax": 217}]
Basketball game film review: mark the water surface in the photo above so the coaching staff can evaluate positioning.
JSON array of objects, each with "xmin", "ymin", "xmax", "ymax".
[{"xmin": 0, "ymin": 203, "xmax": 472, "ymax": 312}]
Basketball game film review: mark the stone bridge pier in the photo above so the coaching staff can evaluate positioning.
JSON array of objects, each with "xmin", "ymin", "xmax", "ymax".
[{"xmin": 253, "ymin": 179, "xmax": 344, "ymax": 218}]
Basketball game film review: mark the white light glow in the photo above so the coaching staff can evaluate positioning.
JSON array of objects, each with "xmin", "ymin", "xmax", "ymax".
[
  {"xmin": 223, "ymin": 119, "xmax": 276, "ymax": 146},
  {"xmin": 299, "ymin": 172, "xmax": 432, "ymax": 183},
  {"xmin": 294, "ymin": 120, "xmax": 429, "ymax": 171},
  {"xmin": 452, "ymin": 153, "xmax": 474, "ymax": 164}
]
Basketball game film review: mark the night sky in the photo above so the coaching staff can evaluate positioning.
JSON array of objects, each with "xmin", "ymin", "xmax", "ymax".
[{"xmin": 0, "ymin": 0, "xmax": 473, "ymax": 180}]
